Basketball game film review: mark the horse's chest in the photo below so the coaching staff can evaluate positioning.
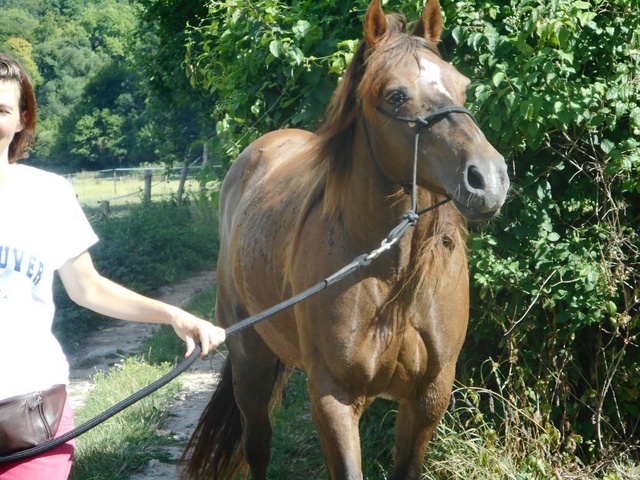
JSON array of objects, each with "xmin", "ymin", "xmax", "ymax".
[{"xmin": 327, "ymin": 299, "xmax": 466, "ymax": 399}]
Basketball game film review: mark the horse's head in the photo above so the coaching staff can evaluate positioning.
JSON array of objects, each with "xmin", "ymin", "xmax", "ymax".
[{"xmin": 360, "ymin": 0, "xmax": 509, "ymax": 221}]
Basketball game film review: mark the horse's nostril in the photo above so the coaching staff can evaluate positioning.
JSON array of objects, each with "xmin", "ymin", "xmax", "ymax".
[{"xmin": 467, "ymin": 165, "xmax": 484, "ymax": 191}]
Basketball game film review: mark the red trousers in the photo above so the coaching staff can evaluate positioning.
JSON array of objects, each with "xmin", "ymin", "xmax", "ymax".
[{"xmin": 0, "ymin": 398, "xmax": 75, "ymax": 479}]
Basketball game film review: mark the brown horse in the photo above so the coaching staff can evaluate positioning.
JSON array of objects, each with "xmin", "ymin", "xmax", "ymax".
[{"xmin": 182, "ymin": 0, "xmax": 509, "ymax": 479}]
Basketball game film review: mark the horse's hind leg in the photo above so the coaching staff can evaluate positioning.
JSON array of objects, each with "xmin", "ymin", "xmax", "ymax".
[
  {"xmin": 391, "ymin": 364, "xmax": 457, "ymax": 480},
  {"xmin": 227, "ymin": 329, "xmax": 283, "ymax": 480}
]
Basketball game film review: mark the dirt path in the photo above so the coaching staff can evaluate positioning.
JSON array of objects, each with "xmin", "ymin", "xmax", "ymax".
[{"xmin": 67, "ymin": 270, "xmax": 225, "ymax": 479}]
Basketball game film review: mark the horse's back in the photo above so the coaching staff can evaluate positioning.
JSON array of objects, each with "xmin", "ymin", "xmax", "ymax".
[{"xmin": 220, "ymin": 128, "xmax": 315, "ymax": 221}]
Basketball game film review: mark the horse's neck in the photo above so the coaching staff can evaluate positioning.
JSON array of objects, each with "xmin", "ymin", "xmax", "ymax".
[
  {"xmin": 341, "ymin": 135, "xmax": 413, "ymax": 249},
  {"xmin": 340, "ymin": 133, "xmax": 456, "ymax": 283}
]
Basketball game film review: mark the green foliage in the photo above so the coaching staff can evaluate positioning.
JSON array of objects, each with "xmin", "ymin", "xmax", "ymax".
[
  {"xmin": 0, "ymin": 8, "xmax": 39, "ymax": 44},
  {"xmin": 88, "ymin": 199, "xmax": 216, "ymax": 292},
  {"xmin": 0, "ymin": 0, "xmax": 205, "ymax": 169},
  {"xmin": 133, "ymin": 0, "xmax": 217, "ymax": 167},
  {"xmin": 441, "ymin": 0, "xmax": 640, "ymax": 459},
  {"xmin": 53, "ymin": 61, "xmax": 153, "ymax": 169},
  {"xmin": 0, "ymin": 37, "xmax": 43, "ymax": 84},
  {"xmin": 186, "ymin": 0, "xmax": 365, "ymax": 164},
  {"xmin": 77, "ymin": 1, "xmax": 136, "ymax": 58}
]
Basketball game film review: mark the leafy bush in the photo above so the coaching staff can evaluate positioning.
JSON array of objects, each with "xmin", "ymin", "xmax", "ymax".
[
  {"xmin": 442, "ymin": 0, "xmax": 640, "ymax": 460},
  {"xmin": 185, "ymin": 0, "xmax": 367, "ymax": 166},
  {"xmin": 88, "ymin": 199, "xmax": 216, "ymax": 291}
]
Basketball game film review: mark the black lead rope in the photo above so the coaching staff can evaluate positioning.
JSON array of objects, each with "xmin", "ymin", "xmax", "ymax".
[
  {"xmin": 1, "ymin": 104, "xmax": 467, "ymax": 464},
  {"xmin": 225, "ymin": 197, "xmax": 449, "ymax": 337}
]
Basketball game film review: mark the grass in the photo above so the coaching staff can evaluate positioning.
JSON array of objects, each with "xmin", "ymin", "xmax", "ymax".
[
  {"xmin": 69, "ymin": 285, "xmax": 219, "ymax": 480},
  {"xmin": 69, "ymin": 358, "xmax": 182, "ymax": 480},
  {"xmin": 268, "ymin": 377, "xmax": 640, "ymax": 480},
  {"xmin": 269, "ymin": 370, "xmax": 327, "ymax": 478},
  {"xmin": 68, "ymin": 282, "xmax": 640, "ymax": 480},
  {"xmin": 58, "ymin": 197, "xmax": 639, "ymax": 480}
]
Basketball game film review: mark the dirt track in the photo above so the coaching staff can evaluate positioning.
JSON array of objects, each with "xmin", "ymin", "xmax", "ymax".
[{"xmin": 67, "ymin": 270, "xmax": 225, "ymax": 479}]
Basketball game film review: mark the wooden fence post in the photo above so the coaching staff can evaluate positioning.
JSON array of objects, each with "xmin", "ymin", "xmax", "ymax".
[
  {"xmin": 144, "ymin": 169, "xmax": 152, "ymax": 201},
  {"xmin": 176, "ymin": 161, "xmax": 189, "ymax": 206},
  {"xmin": 200, "ymin": 142, "xmax": 209, "ymax": 197},
  {"xmin": 101, "ymin": 200, "xmax": 111, "ymax": 217}
]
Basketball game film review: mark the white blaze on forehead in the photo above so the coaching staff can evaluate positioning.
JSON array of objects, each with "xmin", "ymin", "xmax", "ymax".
[{"xmin": 418, "ymin": 58, "xmax": 454, "ymax": 100}]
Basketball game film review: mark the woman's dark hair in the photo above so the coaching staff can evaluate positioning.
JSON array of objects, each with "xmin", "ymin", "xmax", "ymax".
[{"xmin": 0, "ymin": 54, "xmax": 37, "ymax": 163}]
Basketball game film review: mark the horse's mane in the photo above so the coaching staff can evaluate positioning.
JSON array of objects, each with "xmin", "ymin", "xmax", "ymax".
[{"xmin": 285, "ymin": 13, "xmax": 466, "ymax": 298}]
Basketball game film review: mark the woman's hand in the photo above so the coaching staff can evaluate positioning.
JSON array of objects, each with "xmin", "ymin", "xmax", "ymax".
[{"xmin": 169, "ymin": 309, "xmax": 226, "ymax": 358}]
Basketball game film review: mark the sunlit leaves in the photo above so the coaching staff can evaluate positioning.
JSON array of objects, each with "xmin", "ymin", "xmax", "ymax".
[
  {"xmin": 185, "ymin": 0, "xmax": 365, "ymax": 163},
  {"xmin": 446, "ymin": 0, "xmax": 640, "ymax": 453}
]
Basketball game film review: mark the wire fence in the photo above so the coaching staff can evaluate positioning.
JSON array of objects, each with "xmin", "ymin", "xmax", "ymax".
[{"xmin": 65, "ymin": 166, "xmax": 206, "ymax": 208}]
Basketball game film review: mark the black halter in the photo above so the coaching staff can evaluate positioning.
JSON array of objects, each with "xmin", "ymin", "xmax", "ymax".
[
  {"xmin": 375, "ymin": 105, "xmax": 477, "ymax": 129},
  {"xmin": 362, "ymin": 104, "xmax": 477, "ymax": 216}
]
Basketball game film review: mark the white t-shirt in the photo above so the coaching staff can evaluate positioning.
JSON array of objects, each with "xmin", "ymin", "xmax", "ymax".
[{"xmin": 0, "ymin": 164, "xmax": 98, "ymax": 400}]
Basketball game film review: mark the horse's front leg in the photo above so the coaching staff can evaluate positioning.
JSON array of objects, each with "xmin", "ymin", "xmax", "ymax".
[
  {"xmin": 391, "ymin": 363, "xmax": 457, "ymax": 480},
  {"xmin": 307, "ymin": 370, "xmax": 365, "ymax": 480}
]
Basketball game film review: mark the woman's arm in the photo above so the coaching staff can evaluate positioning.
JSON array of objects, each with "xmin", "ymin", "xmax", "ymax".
[{"xmin": 58, "ymin": 250, "xmax": 225, "ymax": 357}]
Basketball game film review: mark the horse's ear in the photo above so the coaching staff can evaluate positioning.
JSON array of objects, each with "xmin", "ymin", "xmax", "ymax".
[
  {"xmin": 364, "ymin": 0, "xmax": 388, "ymax": 48},
  {"xmin": 413, "ymin": 0, "xmax": 443, "ymax": 44}
]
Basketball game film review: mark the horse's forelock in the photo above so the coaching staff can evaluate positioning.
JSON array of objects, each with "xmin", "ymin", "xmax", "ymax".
[{"xmin": 360, "ymin": 31, "xmax": 441, "ymax": 107}]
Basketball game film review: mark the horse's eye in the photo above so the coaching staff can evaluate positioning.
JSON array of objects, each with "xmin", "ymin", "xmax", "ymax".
[{"xmin": 386, "ymin": 91, "xmax": 407, "ymax": 107}]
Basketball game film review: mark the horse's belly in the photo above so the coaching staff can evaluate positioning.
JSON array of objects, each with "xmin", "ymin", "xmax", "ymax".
[{"xmin": 255, "ymin": 321, "xmax": 304, "ymax": 368}]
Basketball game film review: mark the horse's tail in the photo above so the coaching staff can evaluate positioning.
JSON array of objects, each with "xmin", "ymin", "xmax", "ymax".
[{"xmin": 179, "ymin": 358, "xmax": 244, "ymax": 480}]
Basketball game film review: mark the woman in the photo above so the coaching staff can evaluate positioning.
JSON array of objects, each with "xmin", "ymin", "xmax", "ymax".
[{"xmin": 0, "ymin": 53, "xmax": 225, "ymax": 479}]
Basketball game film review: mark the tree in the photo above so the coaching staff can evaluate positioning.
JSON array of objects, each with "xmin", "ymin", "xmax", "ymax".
[
  {"xmin": 77, "ymin": 1, "xmax": 136, "ymax": 58},
  {"xmin": 0, "ymin": 38, "xmax": 42, "ymax": 84},
  {"xmin": 184, "ymin": 0, "xmax": 364, "ymax": 165},
  {"xmin": 133, "ymin": 0, "xmax": 217, "ymax": 168},
  {"xmin": 0, "ymin": 9, "xmax": 39, "ymax": 44}
]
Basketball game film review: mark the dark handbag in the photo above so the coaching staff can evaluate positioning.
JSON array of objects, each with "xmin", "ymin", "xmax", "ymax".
[{"xmin": 0, "ymin": 385, "xmax": 67, "ymax": 455}]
